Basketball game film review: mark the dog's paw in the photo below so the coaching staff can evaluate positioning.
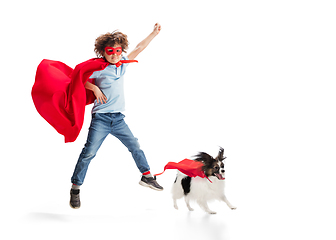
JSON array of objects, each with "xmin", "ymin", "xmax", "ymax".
[
  {"xmin": 230, "ymin": 206, "xmax": 237, "ymax": 210},
  {"xmin": 187, "ymin": 207, "xmax": 194, "ymax": 211},
  {"xmin": 174, "ymin": 205, "xmax": 178, "ymax": 210}
]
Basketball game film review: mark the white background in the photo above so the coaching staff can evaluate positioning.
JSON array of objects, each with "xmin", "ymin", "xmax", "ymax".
[{"xmin": 1, "ymin": 0, "xmax": 336, "ymax": 239}]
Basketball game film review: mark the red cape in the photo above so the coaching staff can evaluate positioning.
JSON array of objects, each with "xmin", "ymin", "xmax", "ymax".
[
  {"xmin": 32, "ymin": 58, "xmax": 109, "ymax": 142},
  {"xmin": 154, "ymin": 159, "xmax": 212, "ymax": 182}
]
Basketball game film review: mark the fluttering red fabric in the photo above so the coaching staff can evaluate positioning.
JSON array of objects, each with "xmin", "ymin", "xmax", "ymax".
[
  {"xmin": 32, "ymin": 58, "xmax": 138, "ymax": 142},
  {"xmin": 115, "ymin": 59, "xmax": 138, "ymax": 67},
  {"xmin": 32, "ymin": 58, "xmax": 109, "ymax": 142},
  {"xmin": 154, "ymin": 159, "xmax": 211, "ymax": 182}
]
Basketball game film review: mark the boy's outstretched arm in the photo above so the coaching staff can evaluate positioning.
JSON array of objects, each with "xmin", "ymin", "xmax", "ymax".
[{"xmin": 127, "ymin": 23, "xmax": 161, "ymax": 60}]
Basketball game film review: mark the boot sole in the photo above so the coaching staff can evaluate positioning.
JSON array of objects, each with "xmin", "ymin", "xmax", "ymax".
[
  {"xmin": 69, "ymin": 201, "xmax": 81, "ymax": 209},
  {"xmin": 139, "ymin": 181, "xmax": 163, "ymax": 191}
]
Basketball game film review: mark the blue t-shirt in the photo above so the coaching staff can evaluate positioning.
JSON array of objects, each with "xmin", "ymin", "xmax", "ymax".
[{"xmin": 89, "ymin": 56, "xmax": 130, "ymax": 114}]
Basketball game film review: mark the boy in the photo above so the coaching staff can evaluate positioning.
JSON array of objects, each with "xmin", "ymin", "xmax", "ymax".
[{"xmin": 70, "ymin": 23, "xmax": 163, "ymax": 209}]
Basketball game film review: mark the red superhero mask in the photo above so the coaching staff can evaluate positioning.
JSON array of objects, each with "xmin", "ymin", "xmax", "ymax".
[{"xmin": 104, "ymin": 47, "xmax": 122, "ymax": 56}]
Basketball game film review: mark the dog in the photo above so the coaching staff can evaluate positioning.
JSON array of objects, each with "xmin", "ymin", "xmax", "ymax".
[{"xmin": 172, "ymin": 147, "xmax": 236, "ymax": 214}]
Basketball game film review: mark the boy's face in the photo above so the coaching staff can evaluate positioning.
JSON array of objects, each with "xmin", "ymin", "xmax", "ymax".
[{"xmin": 103, "ymin": 44, "xmax": 122, "ymax": 64}]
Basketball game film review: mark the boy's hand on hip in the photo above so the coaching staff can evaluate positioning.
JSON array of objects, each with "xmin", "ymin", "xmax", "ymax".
[{"xmin": 93, "ymin": 87, "xmax": 107, "ymax": 104}]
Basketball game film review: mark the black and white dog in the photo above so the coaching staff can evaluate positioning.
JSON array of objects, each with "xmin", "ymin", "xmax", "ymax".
[{"xmin": 172, "ymin": 148, "xmax": 236, "ymax": 214}]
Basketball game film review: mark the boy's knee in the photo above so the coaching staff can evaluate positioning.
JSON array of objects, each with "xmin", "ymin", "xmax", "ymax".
[
  {"xmin": 80, "ymin": 146, "xmax": 97, "ymax": 159},
  {"xmin": 128, "ymin": 139, "xmax": 141, "ymax": 152}
]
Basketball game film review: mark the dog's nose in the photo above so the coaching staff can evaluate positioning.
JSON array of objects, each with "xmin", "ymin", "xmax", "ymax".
[{"xmin": 221, "ymin": 170, "xmax": 225, "ymax": 173}]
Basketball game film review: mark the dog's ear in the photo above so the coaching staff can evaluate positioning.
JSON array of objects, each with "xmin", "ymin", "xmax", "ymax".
[
  {"xmin": 216, "ymin": 147, "xmax": 226, "ymax": 161},
  {"xmin": 194, "ymin": 152, "xmax": 214, "ymax": 164}
]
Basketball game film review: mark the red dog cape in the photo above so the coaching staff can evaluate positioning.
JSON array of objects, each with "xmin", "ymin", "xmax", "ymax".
[
  {"xmin": 32, "ymin": 58, "xmax": 137, "ymax": 143},
  {"xmin": 154, "ymin": 159, "xmax": 212, "ymax": 182}
]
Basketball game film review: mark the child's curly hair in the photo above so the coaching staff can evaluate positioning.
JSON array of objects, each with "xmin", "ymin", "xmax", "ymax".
[{"xmin": 94, "ymin": 30, "xmax": 129, "ymax": 57}]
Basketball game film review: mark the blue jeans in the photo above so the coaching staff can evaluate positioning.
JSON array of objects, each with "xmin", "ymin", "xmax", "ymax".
[{"xmin": 71, "ymin": 112, "xmax": 150, "ymax": 186}]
